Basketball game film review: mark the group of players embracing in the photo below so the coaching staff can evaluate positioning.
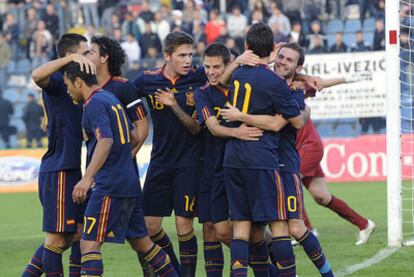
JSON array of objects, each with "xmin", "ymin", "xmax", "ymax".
[{"xmin": 22, "ymin": 22, "xmax": 375, "ymax": 277}]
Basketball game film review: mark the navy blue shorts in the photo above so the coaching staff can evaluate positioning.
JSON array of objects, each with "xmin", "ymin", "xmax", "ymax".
[
  {"xmin": 279, "ymin": 172, "xmax": 304, "ymax": 220},
  {"xmin": 197, "ymin": 166, "xmax": 212, "ymax": 223},
  {"xmin": 143, "ymin": 165, "xmax": 200, "ymax": 218},
  {"xmin": 82, "ymin": 190, "xmax": 148, "ymax": 244},
  {"xmin": 224, "ymin": 168, "xmax": 287, "ymax": 223},
  {"xmin": 38, "ymin": 170, "xmax": 83, "ymax": 233}
]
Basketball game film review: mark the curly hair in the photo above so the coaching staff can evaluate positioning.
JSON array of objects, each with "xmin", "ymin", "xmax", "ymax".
[{"xmin": 91, "ymin": 36, "xmax": 126, "ymax": 76}]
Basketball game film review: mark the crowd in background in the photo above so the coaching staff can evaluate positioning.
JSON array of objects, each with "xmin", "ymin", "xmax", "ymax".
[{"xmin": 0, "ymin": 0, "xmax": 405, "ymax": 148}]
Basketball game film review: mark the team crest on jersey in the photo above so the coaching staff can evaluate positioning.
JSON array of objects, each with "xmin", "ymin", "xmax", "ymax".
[
  {"xmin": 66, "ymin": 219, "xmax": 75, "ymax": 225},
  {"xmin": 186, "ymin": 92, "xmax": 195, "ymax": 106},
  {"xmin": 170, "ymin": 87, "xmax": 178, "ymax": 93}
]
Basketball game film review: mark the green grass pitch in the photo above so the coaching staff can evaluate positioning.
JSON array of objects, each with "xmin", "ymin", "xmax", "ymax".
[{"xmin": 1, "ymin": 181, "xmax": 413, "ymax": 276}]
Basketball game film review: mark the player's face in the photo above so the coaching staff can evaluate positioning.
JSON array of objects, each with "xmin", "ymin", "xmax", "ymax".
[
  {"xmin": 203, "ymin": 56, "xmax": 226, "ymax": 86},
  {"xmin": 63, "ymin": 74, "xmax": 82, "ymax": 103},
  {"xmin": 164, "ymin": 44, "xmax": 193, "ymax": 76},
  {"xmin": 86, "ymin": 43, "xmax": 107, "ymax": 69},
  {"xmin": 274, "ymin": 47, "xmax": 300, "ymax": 79}
]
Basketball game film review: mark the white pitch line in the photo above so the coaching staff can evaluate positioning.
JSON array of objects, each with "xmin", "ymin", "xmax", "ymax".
[{"xmin": 334, "ymin": 247, "xmax": 399, "ymax": 277}]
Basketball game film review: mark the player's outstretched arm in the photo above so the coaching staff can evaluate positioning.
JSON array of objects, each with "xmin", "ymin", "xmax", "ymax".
[
  {"xmin": 221, "ymin": 104, "xmax": 288, "ymax": 132},
  {"xmin": 205, "ymin": 116, "xmax": 263, "ymax": 140},
  {"xmin": 288, "ymin": 105, "xmax": 311, "ymax": 129},
  {"xmin": 155, "ymin": 88, "xmax": 201, "ymax": 135},
  {"xmin": 220, "ymin": 50, "xmax": 260, "ymax": 87},
  {"xmin": 131, "ymin": 118, "xmax": 149, "ymax": 155},
  {"xmin": 72, "ymin": 138, "xmax": 113, "ymax": 203},
  {"xmin": 32, "ymin": 54, "xmax": 96, "ymax": 89}
]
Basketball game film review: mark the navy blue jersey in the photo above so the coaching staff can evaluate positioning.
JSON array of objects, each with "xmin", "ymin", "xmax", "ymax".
[
  {"xmin": 224, "ymin": 64, "xmax": 300, "ymax": 170},
  {"xmin": 279, "ymin": 88, "xmax": 305, "ymax": 173},
  {"xmin": 102, "ymin": 76, "xmax": 147, "ymax": 123},
  {"xmin": 133, "ymin": 65, "xmax": 207, "ymax": 168},
  {"xmin": 40, "ymin": 71, "xmax": 82, "ymax": 173},
  {"xmin": 82, "ymin": 90, "xmax": 140, "ymax": 197},
  {"xmin": 194, "ymin": 83, "xmax": 229, "ymax": 172}
]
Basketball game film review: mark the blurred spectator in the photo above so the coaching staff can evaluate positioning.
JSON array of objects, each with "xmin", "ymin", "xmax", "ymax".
[
  {"xmin": 23, "ymin": 93, "xmax": 44, "ymax": 148},
  {"xmin": 42, "ymin": 4, "xmax": 59, "ymax": 39},
  {"xmin": 306, "ymin": 20, "xmax": 326, "ymax": 50},
  {"xmin": 227, "ymin": 5, "xmax": 247, "ymax": 39},
  {"xmin": 373, "ymin": 18, "xmax": 385, "ymax": 51},
  {"xmin": 250, "ymin": 9, "xmax": 264, "ymax": 25},
  {"xmin": 153, "ymin": 11, "xmax": 171, "ymax": 41},
  {"xmin": 359, "ymin": 0, "xmax": 377, "ymax": 21},
  {"xmin": 84, "ymin": 25, "xmax": 101, "ymax": 44},
  {"xmin": 30, "ymin": 20, "xmax": 53, "ymax": 68},
  {"xmin": 79, "ymin": 0, "xmax": 99, "ymax": 28},
  {"xmin": 205, "ymin": 9, "xmax": 225, "ymax": 44},
  {"xmin": 105, "ymin": 14, "xmax": 122, "ymax": 37},
  {"xmin": 249, "ymin": 0, "xmax": 270, "ymax": 23},
  {"xmin": 182, "ymin": 0, "xmax": 196, "ymax": 23},
  {"xmin": 308, "ymin": 34, "xmax": 326, "ymax": 54},
  {"xmin": 0, "ymin": 33, "xmax": 10, "ymax": 87},
  {"xmin": 3, "ymin": 13, "xmax": 19, "ymax": 61},
  {"xmin": 121, "ymin": 33, "xmax": 141, "ymax": 64},
  {"xmin": 139, "ymin": 1, "xmax": 155, "ymax": 24},
  {"xmin": 289, "ymin": 21, "xmax": 306, "ymax": 47},
  {"xmin": 272, "ymin": 22, "xmax": 289, "ymax": 43},
  {"xmin": 194, "ymin": 40, "xmax": 206, "ymax": 59},
  {"xmin": 113, "ymin": 28, "xmax": 123, "ymax": 43},
  {"xmin": 268, "ymin": 2, "xmax": 291, "ymax": 36},
  {"xmin": 146, "ymin": 46, "xmax": 162, "ymax": 60},
  {"xmin": 0, "ymin": 91, "xmax": 14, "ymax": 148},
  {"xmin": 351, "ymin": 31, "xmax": 371, "ymax": 52},
  {"xmin": 122, "ymin": 12, "xmax": 141, "ymax": 42},
  {"xmin": 23, "ymin": 7, "xmax": 38, "ymax": 59},
  {"xmin": 170, "ymin": 9, "xmax": 184, "ymax": 31},
  {"xmin": 303, "ymin": 0, "xmax": 323, "ymax": 23},
  {"xmin": 191, "ymin": 18, "xmax": 206, "ymax": 45},
  {"xmin": 282, "ymin": 0, "xmax": 303, "ymax": 24},
  {"xmin": 375, "ymin": 0, "xmax": 385, "ymax": 21},
  {"xmin": 139, "ymin": 23, "xmax": 162, "ymax": 59},
  {"xmin": 216, "ymin": 25, "xmax": 230, "ymax": 44},
  {"xmin": 330, "ymin": 32, "xmax": 348, "ymax": 53},
  {"xmin": 194, "ymin": 0, "xmax": 208, "ymax": 22},
  {"xmin": 225, "ymin": 37, "xmax": 241, "ymax": 54}
]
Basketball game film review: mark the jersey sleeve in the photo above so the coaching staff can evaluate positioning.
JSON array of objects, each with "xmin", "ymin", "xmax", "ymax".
[
  {"xmin": 293, "ymin": 89, "xmax": 306, "ymax": 111},
  {"xmin": 132, "ymin": 73, "xmax": 146, "ymax": 99},
  {"xmin": 118, "ymin": 81, "xmax": 147, "ymax": 122},
  {"xmin": 86, "ymin": 99, "xmax": 113, "ymax": 140},
  {"xmin": 194, "ymin": 88, "xmax": 214, "ymax": 125},
  {"xmin": 43, "ymin": 72, "xmax": 64, "ymax": 94}
]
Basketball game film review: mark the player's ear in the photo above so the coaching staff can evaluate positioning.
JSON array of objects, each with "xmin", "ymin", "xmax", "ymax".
[
  {"xmin": 163, "ymin": 51, "xmax": 170, "ymax": 62},
  {"xmin": 100, "ymin": 53, "xmax": 109, "ymax": 64},
  {"xmin": 74, "ymin": 77, "xmax": 82, "ymax": 88}
]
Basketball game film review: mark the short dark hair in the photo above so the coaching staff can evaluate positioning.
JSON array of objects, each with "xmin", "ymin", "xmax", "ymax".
[
  {"xmin": 56, "ymin": 33, "xmax": 87, "ymax": 58},
  {"xmin": 91, "ymin": 35, "xmax": 126, "ymax": 77},
  {"xmin": 163, "ymin": 31, "xmax": 194, "ymax": 55},
  {"xmin": 280, "ymin": 42, "xmax": 305, "ymax": 66},
  {"xmin": 203, "ymin": 43, "xmax": 231, "ymax": 65},
  {"xmin": 245, "ymin": 22, "xmax": 274, "ymax": 58},
  {"xmin": 64, "ymin": 62, "xmax": 98, "ymax": 87}
]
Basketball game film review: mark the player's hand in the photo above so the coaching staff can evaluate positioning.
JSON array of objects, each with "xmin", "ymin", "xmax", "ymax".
[
  {"xmin": 345, "ymin": 71, "xmax": 372, "ymax": 83},
  {"xmin": 234, "ymin": 123, "xmax": 263, "ymax": 141},
  {"xmin": 302, "ymin": 75, "xmax": 324, "ymax": 92},
  {"xmin": 155, "ymin": 88, "xmax": 177, "ymax": 107},
  {"xmin": 72, "ymin": 177, "xmax": 93, "ymax": 203},
  {"xmin": 71, "ymin": 54, "xmax": 96, "ymax": 75},
  {"xmin": 221, "ymin": 103, "xmax": 242, "ymax": 122},
  {"xmin": 235, "ymin": 50, "xmax": 260, "ymax": 67}
]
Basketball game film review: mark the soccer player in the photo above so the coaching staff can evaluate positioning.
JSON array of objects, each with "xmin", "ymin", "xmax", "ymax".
[
  {"xmin": 222, "ymin": 23, "xmax": 309, "ymax": 277},
  {"xmin": 194, "ymin": 43, "xmax": 265, "ymax": 276},
  {"xmin": 86, "ymin": 35, "xmax": 148, "ymax": 154},
  {"xmin": 297, "ymin": 74, "xmax": 376, "ymax": 245},
  {"xmin": 63, "ymin": 61, "xmax": 179, "ymax": 277},
  {"xmin": 22, "ymin": 33, "xmax": 96, "ymax": 277},
  {"xmin": 221, "ymin": 42, "xmax": 335, "ymax": 277},
  {"xmin": 133, "ymin": 31, "xmax": 207, "ymax": 276}
]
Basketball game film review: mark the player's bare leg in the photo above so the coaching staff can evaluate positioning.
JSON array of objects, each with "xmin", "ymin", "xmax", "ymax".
[
  {"xmin": 306, "ymin": 177, "xmax": 375, "ymax": 245},
  {"xmin": 79, "ymin": 240, "xmax": 103, "ymax": 276},
  {"xmin": 203, "ymin": 222, "xmax": 224, "ymax": 276},
  {"xmin": 145, "ymin": 216, "xmax": 182, "ymax": 274},
  {"xmin": 230, "ymin": 220, "xmax": 251, "ymax": 276},
  {"xmin": 214, "ymin": 220, "xmax": 232, "ymax": 246},
  {"xmin": 268, "ymin": 221, "xmax": 296, "ymax": 277},
  {"xmin": 69, "ymin": 224, "xmax": 83, "ymax": 276},
  {"xmin": 176, "ymin": 215, "xmax": 197, "ymax": 277},
  {"xmin": 128, "ymin": 236, "xmax": 179, "ymax": 277},
  {"xmin": 288, "ymin": 219, "xmax": 334, "ymax": 277}
]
